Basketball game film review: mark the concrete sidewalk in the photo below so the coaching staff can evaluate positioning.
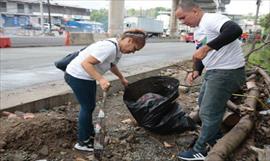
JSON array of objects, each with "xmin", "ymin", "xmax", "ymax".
[{"xmin": 0, "ymin": 64, "xmax": 175, "ymax": 113}]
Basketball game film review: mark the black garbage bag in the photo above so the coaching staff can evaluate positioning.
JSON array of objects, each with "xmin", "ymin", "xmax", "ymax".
[{"xmin": 123, "ymin": 76, "xmax": 196, "ymax": 134}]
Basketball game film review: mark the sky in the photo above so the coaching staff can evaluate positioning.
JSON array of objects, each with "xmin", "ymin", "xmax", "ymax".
[{"xmin": 52, "ymin": 0, "xmax": 270, "ymax": 15}]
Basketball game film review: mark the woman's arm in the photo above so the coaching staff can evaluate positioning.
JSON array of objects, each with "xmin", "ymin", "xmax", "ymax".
[
  {"xmin": 110, "ymin": 64, "xmax": 124, "ymax": 79},
  {"xmin": 110, "ymin": 64, "xmax": 128, "ymax": 87},
  {"xmin": 81, "ymin": 55, "xmax": 110, "ymax": 91}
]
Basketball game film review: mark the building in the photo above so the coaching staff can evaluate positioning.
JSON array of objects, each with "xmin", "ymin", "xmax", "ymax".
[{"xmin": 0, "ymin": 0, "xmax": 90, "ymax": 28}]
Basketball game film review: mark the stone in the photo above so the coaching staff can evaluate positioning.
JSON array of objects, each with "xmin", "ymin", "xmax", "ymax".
[
  {"xmin": 126, "ymin": 134, "xmax": 135, "ymax": 143},
  {"xmin": 178, "ymin": 86, "xmax": 189, "ymax": 93},
  {"xmin": 39, "ymin": 145, "xmax": 49, "ymax": 156}
]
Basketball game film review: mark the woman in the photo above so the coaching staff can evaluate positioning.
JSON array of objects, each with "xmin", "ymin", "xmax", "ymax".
[{"xmin": 64, "ymin": 29, "xmax": 146, "ymax": 152}]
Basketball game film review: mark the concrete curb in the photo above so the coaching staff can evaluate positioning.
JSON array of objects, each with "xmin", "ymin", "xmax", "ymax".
[{"xmin": 1, "ymin": 65, "xmax": 173, "ymax": 113}]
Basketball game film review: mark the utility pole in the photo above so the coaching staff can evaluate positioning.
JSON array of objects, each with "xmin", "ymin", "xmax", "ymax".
[
  {"xmin": 217, "ymin": 0, "xmax": 225, "ymax": 13},
  {"xmin": 169, "ymin": 0, "xmax": 179, "ymax": 37},
  {"xmin": 47, "ymin": 0, "xmax": 52, "ymax": 33},
  {"xmin": 250, "ymin": 0, "xmax": 261, "ymax": 51},
  {"xmin": 39, "ymin": 0, "xmax": 44, "ymax": 34}
]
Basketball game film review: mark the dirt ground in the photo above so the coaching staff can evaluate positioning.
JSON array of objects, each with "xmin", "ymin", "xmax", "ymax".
[{"xmin": 0, "ymin": 61, "xmax": 269, "ymax": 161}]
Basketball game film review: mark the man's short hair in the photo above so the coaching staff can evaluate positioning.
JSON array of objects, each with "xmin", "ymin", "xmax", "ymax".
[{"xmin": 178, "ymin": 0, "xmax": 200, "ymax": 11}]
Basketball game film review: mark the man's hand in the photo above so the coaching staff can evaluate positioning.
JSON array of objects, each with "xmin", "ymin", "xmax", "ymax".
[
  {"xmin": 99, "ymin": 78, "xmax": 111, "ymax": 91},
  {"xmin": 193, "ymin": 45, "xmax": 212, "ymax": 60},
  {"xmin": 186, "ymin": 71, "xmax": 199, "ymax": 85},
  {"xmin": 120, "ymin": 78, "xmax": 129, "ymax": 87}
]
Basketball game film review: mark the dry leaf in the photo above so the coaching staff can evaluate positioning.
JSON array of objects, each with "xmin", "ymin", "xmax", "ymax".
[
  {"xmin": 75, "ymin": 157, "xmax": 87, "ymax": 161},
  {"xmin": 23, "ymin": 113, "xmax": 35, "ymax": 119},
  {"xmin": 121, "ymin": 118, "xmax": 133, "ymax": 124},
  {"xmin": 163, "ymin": 141, "xmax": 173, "ymax": 148}
]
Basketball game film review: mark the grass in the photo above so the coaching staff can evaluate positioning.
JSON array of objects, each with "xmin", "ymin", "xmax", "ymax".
[{"xmin": 244, "ymin": 43, "xmax": 270, "ymax": 74}]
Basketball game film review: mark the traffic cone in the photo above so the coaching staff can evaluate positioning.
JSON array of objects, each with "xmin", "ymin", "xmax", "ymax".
[{"xmin": 65, "ymin": 31, "xmax": 70, "ymax": 46}]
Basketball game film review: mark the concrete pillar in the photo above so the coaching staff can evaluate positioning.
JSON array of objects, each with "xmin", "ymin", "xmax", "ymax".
[
  {"xmin": 194, "ymin": 0, "xmax": 217, "ymax": 13},
  {"xmin": 169, "ymin": 0, "xmax": 179, "ymax": 37},
  {"xmin": 217, "ymin": 0, "xmax": 231, "ymax": 13},
  {"xmin": 218, "ymin": 2, "xmax": 225, "ymax": 13},
  {"xmin": 108, "ymin": 0, "xmax": 125, "ymax": 37}
]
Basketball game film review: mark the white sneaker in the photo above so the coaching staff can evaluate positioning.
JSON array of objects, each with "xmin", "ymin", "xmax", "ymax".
[{"xmin": 74, "ymin": 139, "xmax": 94, "ymax": 152}]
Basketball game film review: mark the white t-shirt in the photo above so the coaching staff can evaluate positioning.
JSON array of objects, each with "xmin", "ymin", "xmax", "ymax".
[
  {"xmin": 195, "ymin": 13, "xmax": 245, "ymax": 70},
  {"xmin": 66, "ymin": 38, "xmax": 122, "ymax": 80}
]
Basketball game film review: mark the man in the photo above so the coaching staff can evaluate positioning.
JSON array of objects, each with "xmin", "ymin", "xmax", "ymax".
[{"xmin": 175, "ymin": 0, "xmax": 246, "ymax": 160}]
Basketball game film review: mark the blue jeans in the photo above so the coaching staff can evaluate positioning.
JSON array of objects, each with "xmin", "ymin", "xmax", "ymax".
[
  {"xmin": 64, "ymin": 73, "xmax": 97, "ymax": 142},
  {"xmin": 193, "ymin": 67, "xmax": 245, "ymax": 152}
]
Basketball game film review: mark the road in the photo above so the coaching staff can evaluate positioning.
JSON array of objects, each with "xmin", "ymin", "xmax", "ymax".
[{"xmin": 0, "ymin": 42, "xmax": 195, "ymax": 91}]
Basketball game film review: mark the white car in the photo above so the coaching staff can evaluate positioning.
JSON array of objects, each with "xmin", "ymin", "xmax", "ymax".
[{"xmin": 43, "ymin": 23, "xmax": 60, "ymax": 31}]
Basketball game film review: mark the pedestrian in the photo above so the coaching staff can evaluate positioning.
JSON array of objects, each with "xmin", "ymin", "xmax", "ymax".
[
  {"xmin": 175, "ymin": 0, "xmax": 246, "ymax": 160},
  {"xmin": 64, "ymin": 29, "xmax": 146, "ymax": 152}
]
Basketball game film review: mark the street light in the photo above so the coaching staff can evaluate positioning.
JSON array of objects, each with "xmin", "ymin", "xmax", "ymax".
[
  {"xmin": 250, "ymin": 0, "xmax": 261, "ymax": 51},
  {"xmin": 47, "ymin": 0, "xmax": 52, "ymax": 33},
  {"xmin": 39, "ymin": 0, "xmax": 44, "ymax": 34}
]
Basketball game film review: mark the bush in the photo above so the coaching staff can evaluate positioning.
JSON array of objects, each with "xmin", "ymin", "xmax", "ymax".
[{"xmin": 248, "ymin": 45, "xmax": 270, "ymax": 73}]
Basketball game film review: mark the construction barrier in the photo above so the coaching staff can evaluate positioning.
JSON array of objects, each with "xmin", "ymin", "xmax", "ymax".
[
  {"xmin": 10, "ymin": 36, "xmax": 65, "ymax": 47},
  {"xmin": 64, "ymin": 31, "xmax": 70, "ymax": 46},
  {"xmin": 68, "ymin": 32, "xmax": 95, "ymax": 45},
  {"xmin": 93, "ymin": 33, "xmax": 109, "ymax": 42},
  {"xmin": 0, "ymin": 37, "xmax": 11, "ymax": 48}
]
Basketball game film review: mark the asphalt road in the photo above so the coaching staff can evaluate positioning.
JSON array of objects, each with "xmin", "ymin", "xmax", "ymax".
[{"xmin": 0, "ymin": 42, "xmax": 195, "ymax": 91}]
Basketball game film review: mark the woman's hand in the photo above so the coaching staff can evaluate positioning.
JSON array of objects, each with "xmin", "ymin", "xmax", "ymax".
[
  {"xmin": 120, "ymin": 78, "xmax": 129, "ymax": 87},
  {"xmin": 99, "ymin": 78, "xmax": 111, "ymax": 91}
]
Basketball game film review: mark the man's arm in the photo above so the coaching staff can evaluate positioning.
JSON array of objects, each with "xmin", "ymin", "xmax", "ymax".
[
  {"xmin": 207, "ymin": 20, "xmax": 243, "ymax": 50},
  {"xmin": 192, "ymin": 21, "xmax": 243, "ymax": 75},
  {"xmin": 193, "ymin": 60, "xmax": 204, "ymax": 75}
]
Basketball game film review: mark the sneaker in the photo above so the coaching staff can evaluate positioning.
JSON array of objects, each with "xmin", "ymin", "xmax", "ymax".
[
  {"xmin": 177, "ymin": 149, "xmax": 206, "ymax": 161},
  {"xmin": 74, "ymin": 138, "xmax": 94, "ymax": 152}
]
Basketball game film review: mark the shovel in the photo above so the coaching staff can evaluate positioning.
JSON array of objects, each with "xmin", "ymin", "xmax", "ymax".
[{"xmin": 94, "ymin": 91, "xmax": 107, "ymax": 160}]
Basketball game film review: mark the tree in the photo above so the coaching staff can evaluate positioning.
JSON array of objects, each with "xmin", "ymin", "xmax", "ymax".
[
  {"xmin": 126, "ymin": 8, "xmax": 137, "ymax": 17},
  {"xmin": 245, "ymin": 13, "xmax": 255, "ymax": 20},
  {"xmin": 259, "ymin": 13, "xmax": 270, "ymax": 33},
  {"xmin": 90, "ymin": 9, "xmax": 108, "ymax": 31}
]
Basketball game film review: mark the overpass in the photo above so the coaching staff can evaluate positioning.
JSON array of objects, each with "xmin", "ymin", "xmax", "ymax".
[{"xmin": 108, "ymin": 0, "xmax": 228, "ymax": 36}]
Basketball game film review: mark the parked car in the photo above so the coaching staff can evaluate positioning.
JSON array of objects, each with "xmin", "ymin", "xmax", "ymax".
[
  {"xmin": 255, "ymin": 33, "xmax": 262, "ymax": 43},
  {"xmin": 247, "ymin": 32, "xmax": 262, "ymax": 43},
  {"xmin": 185, "ymin": 32, "xmax": 194, "ymax": 43},
  {"xmin": 21, "ymin": 24, "xmax": 41, "ymax": 30},
  {"xmin": 43, "ymin": 23, "xmax": 60, "ymax": 31}
]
